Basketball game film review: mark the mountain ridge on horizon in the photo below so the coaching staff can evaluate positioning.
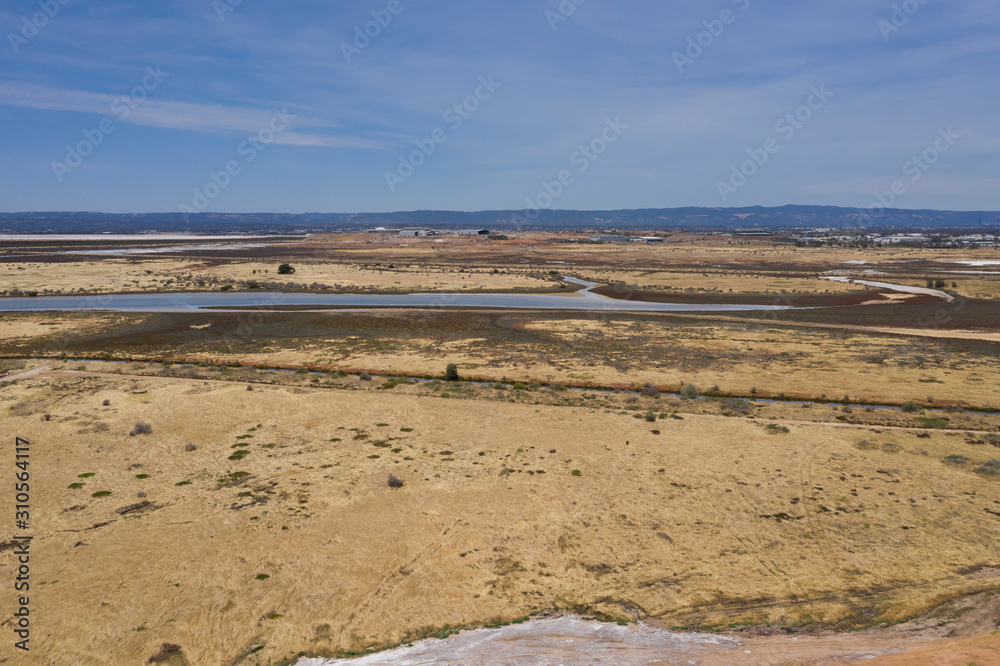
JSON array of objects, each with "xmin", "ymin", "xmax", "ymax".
[{"xmin": 1, "ymin": 205, "xmax": 998, "ymax": 234}]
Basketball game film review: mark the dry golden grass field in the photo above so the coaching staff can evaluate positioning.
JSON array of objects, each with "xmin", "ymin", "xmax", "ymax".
[{"xmin": 1, "ymin": 367, "xmax": 999, "ymax": 664}]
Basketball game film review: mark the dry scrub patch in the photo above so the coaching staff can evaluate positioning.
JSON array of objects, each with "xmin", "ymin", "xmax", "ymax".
[{"xmin": 4, "ymin": 310, "xmax": 1000, "ymax": 408}]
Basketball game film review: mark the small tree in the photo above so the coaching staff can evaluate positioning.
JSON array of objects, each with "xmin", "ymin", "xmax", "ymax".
[
  {"xmin": 680, "ymin": 384, "xmax": 698, "ymax": 400},
  {"xmin": 277, "ymin": 263, "xmax": 295, "ymax": 275},
  {"xmin": 445, "ymin": 363, "xmax": 459, "ymax": 381}
]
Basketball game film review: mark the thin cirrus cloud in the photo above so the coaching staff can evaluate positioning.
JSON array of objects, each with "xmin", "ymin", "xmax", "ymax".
[{"xmin": 0, "ymin": 81, "xmax": 387, "ymax": 150}]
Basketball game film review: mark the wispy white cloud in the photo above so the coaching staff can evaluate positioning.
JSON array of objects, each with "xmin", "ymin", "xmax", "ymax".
[{"xmin": 0, "ymin": 82, "xmax": 387, "ymax": 149}]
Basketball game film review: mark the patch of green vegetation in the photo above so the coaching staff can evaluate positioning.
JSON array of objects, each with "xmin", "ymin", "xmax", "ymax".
[
  {"xmin": 975, "ymin": 460, "xmax": 1000, "ymax": 476},
  {"xmin": 918, "ymin": 416, "xmax": 950, "ymax": 429},
  {"xmin": 255, "ymin": 573, "xmax": 270, "ymax": 581},
  {"xmin": 135, "ymin": 474, "xmax": 150, "ymax": 479},
  {"xmin": 78, "ymin": 472, "xmax": 96, "ymax": 478},
  {"xmin": 764, "ymin": 423, "xmax": 790, "ymax": 435},
  {"xmin": 175, "ymin": 480, "xmax": 192, "ymax": 486},
  {"xmin": 68, "ymin": 482, "xmax": 85, "ymax": 489},
  {"xmin": 229, "ymin": 450, "xmax": 251, "ymax": 461},
  {"xmin": 400, "ymin": 427, "xmax": 414, "ymax": 432},
  {"xmin": 571, "ymin": 469, "xmax": 582, "ymax": 477},
  {"xmin": 91, "ymin": 491, "xmax": 112, "ymax": 498}
]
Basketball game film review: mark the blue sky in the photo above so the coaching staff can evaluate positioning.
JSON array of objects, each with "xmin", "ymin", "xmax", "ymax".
[{"xmin": 0, "ymin": 0, "xmax": 997, "ymax": 214}]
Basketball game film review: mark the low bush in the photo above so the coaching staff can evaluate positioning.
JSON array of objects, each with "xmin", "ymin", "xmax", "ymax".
[
  {"xmin": 723, "ymin": 399, "xmax": 752, "ymax": 415},
  {"xmin": 388, "ymin": 474, "xmax": 404, "ymax": 488},
  {"xmin": 918, "ymin": 416, "xmax": 950, "ymax": 429},
  {"xmin": 974, "ymin": 460, "xmax": 1000, "ymax": 476},
  {"xmin": 130, "ymin": 422, "xmax": 152, "ymax": 436},
  {"xmin": 640, "ymin": 383, "xmax": 660, "ymax": 397}
]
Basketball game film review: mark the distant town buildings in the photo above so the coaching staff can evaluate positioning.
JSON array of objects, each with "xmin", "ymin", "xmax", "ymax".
[
  {"xmin": 793, "ymin": 232, "xmax": 998, "ymax": 248},
  {"xmin": 590, "ymin": 234, "xmax": 630, "ymax": 242}
]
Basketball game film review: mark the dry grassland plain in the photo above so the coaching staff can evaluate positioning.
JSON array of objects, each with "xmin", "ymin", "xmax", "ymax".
[
  {"xmin": 1, "ymin": 233, "xmax": 999, "ymax": 663},
  {"xmin": 2, "ymin": 369, "xmax": 1000, "ymax": 664}
]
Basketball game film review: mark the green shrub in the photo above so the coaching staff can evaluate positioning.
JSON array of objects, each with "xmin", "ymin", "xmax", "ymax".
[
  {"xmin": 445, "ymin": 363, "xmax": 459, "ymax": 381},
  {"xmin": 974, "ymin": 460, "xmax": 1000, "ymax": 476},
  {"xmin": 723, "ymin": 399, "xmax": 751, "ymax": 414},
  {"xmin": 918, "ymin": 416, "xmax": 949, "ymax": 429}
]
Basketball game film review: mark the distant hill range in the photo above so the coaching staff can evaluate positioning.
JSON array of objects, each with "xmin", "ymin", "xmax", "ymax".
[{"xmin": 1, "ymin": 206, "xmax": 997, "ymax": 234}]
